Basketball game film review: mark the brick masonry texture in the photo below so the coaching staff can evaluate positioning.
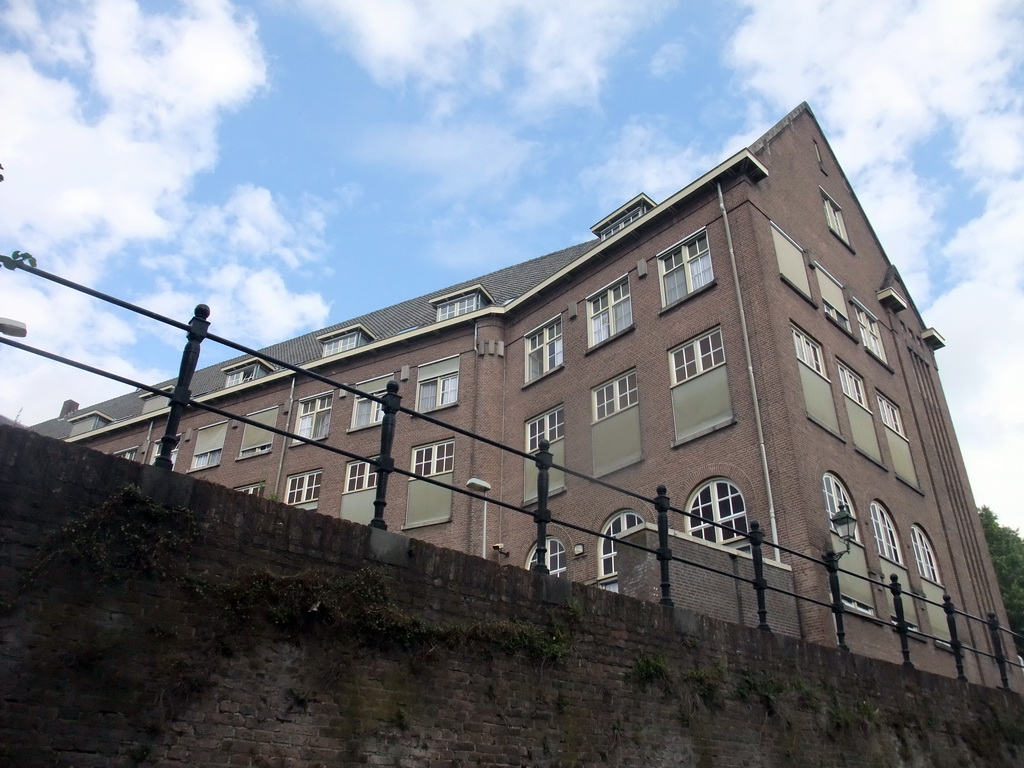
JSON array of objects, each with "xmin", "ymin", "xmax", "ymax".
[{"xmin": 2, "ymin": 425, "xmax": 1022, "ymax": 768}]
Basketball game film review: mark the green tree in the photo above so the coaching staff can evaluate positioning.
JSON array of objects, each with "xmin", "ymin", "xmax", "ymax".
[{"xmin": 979, "ymin": 506, "xmax": 1024, "ymax": 655}]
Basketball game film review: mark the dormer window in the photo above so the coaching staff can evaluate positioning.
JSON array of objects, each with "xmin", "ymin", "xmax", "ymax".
[
  {"xmin": 320, "ymin": 326, "xmax": 371, "ymax": 357},
  {"xmin": 430, "ymin": 285, "xmax": 492, "ymax": 322},
  {"xmin": 223, "ymin": 360, "xmax": 270, "ymax": 388},
  {"xmin": 68, "ymin": 410, "xmax": 113, "ymax": 437},
  {"xmin": 591, "ymin": 193, "xmax": 655, "ymax": 241}
]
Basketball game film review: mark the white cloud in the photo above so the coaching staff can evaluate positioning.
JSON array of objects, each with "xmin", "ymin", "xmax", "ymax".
[
  {"xmin": 293, "ymin": 0, "xmax": 673, "ymax": 113},
  {"xmin": 649, "ymin": 40, "xmax": 687, "ymax": 79},
  {"xmin": 580, "ymin": 119, "xmax": 714, "ymax": 209}
]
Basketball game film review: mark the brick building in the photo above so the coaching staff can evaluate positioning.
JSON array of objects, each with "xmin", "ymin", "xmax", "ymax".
[{"xmin": 30, "ymin": 103, "xmax": 1009, "ymax": 683}]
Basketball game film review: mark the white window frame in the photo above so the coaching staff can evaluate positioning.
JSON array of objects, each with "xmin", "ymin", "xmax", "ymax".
[
  {"xmin": 822, "ymin": 473, "xmax": 859, "ymax": 542},
  {"xmin": 528, "ymin": 538, "xmax": 567, "ymax": 577},
  {"xmin": 322, "ymin": 330, "xmax": 366, "ymax": 357},
  {"xmin": 239, "ymin": 407, "xmax": 278, "ymax": 458},
  {"xmin": 869, "ymin": 501, "xmax": 902, "ymax": 564},
  {"xmin": 821, "ymin": 189, "xmax": 847, "ymax": 241},
  {"xmin": 296, "ymin": 393, "xmax": 333, "ymax": 441},
  {"xmin": 526, "ymin": 406, "xmax": 564, "ymax": 453},
  {"xmin": 670, "ymin": 328, "xmax": 725, "ymax": 385},
  {"xmin": 286, "ymin": 470, "xmax": 321, "ymax": 507},
  {"xmin": 437, "ymin": 293, "xmax": 480, "ymax": 321},
  {"xmin": 853, "ymin": 303, "xmax": 887, "ymax": 362},
  {"xmin": 592, "ymin": 370, "xmax": 638, "ymax": 422},
  {"xmin": 352, "ymin": 377, "xmax": 391, "ymax": 429},
  {"xmin": 686, "ymin": 479, "xmax": 748, "ymax": 545},
  {"xmin": 587, "ymin": 277, "xmax": 632, "ymax": 346},
  {"xmin": 600, "ymin": 511, "xmax": 645, "ymax": 581},
  {"xmin": 113, "ymin": 447, "xmax": 139, "ymax": 461},
  {"xmin": 837, "ymin": 362, "xmax": 869, "ymax": 409},
  {"xmin": 877, "ymin": 393, "xmax": 905, "ymax": 437},
  {"xmin": 815, "ymin": 264, "xmax": 851, "ymax": 331},
  {"xmin": 412, "ymin": 440, "xmax": 455, "ymax": 478},
  {"xmin": 911, "ymin": 525, "xmax": 941, "ymax": 583},
  {"xmin": 225, "ymin": 362, "xmax": 268, "ymax": 388},
  {"xmin": 417, "ymin": 372, "xmax": 458, "ymax": 412},
  {"xmin": 599, "ymin": 205, "xmax": 646, "ymax": 240},
  {"xmin": 525, "ymin": 317, "xmax": 563, "ymax": 382},
  {"xmin": 235, "ymin": 482, "xmax": 265, "ymax": 496},
  {"xmin": 659, "ymin": 231, "xmax": 713, "ymax": 306},
  {"xmin": 345, "ymin": 459, "xmax": 379, "ymax": 493},
  {"xmin": 792, "ymin": 327, "xmax": 827, "ymax": 377},
  {"xmin": 191, "ymin": 421, "xmax": 227, "ymax": 470}
]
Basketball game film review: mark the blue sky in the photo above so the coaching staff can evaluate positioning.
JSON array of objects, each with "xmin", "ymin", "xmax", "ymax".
[{"xmin": 2, "ymin": 0, "xmax": 1024, "ymax": 529}]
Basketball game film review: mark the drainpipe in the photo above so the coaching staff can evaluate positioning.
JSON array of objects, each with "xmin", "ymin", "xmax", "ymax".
[
  {"xmin": 273, "ymin": 375, "xmax": 296, "ymax": 497},
  {"xmin": 718, "ymin": 181, "xmax": 780, "ymax": 560}
]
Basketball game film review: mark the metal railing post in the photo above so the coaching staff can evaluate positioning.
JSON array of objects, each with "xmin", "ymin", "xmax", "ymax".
[
  {"xmin": 532, "ymin": 439, "xmax": 552, "ymax": 573},
  {"xmin": 824, "ymin": 550, "xmax": 849, "ymax": 652},
  {"xmin": 889, "ymin": 574, "xmax": 913, "ymax": 668},
  {"xmin": 370, "ymin": 380, "xmax": 401, "ymax": 530},
  {"xmin": 750, "ymin": 521, "xmax": 770, "ymax": 632},
  {"xmin": 988, "ymin": 612, "xmax": 1011, "ymax": 690},
  {"xmin": 942, "ymin": 594, "xmax": 967, "ymax": 681},
  {"xmin": 654, "ymin": 485, "xmax": 673, "ymax": 607},
  {"xmin": 154, "ymin": 304, "xmax": 210, "ymax": 470}
]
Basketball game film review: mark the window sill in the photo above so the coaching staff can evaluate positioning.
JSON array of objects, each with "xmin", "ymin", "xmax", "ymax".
[
  {"xmin": 853, "ymin": 447, "xmax": 888, "ymax": 472},
  {"xmin": 236, "ymin": 450, "xmax": 273, "ymax": 462},
  {"xmin": 522, "ymin": 364, "xmax": 565, "ymax": 391},
  {"xmin": 896, "ymin": 474, "xmax": 925, "ymax": 496},
  {"xmin": 290, "ymin": 436, "xmax": 329, "ymax": 447},
  {"xmin": 402, "ymin": 516, "xmax": 452, "ymax": 531},
  {"xmin": 186, "ymin": 463, "xmax": 221, "ymax": 474},
  {"xmin": 866, "ymin": 349, "xmax": 894, "ymax": 374},
  {"xmin": 414, "ymin": 401, "xmax": 459, "ymax": 417},
  {"xmin": 347, "ymin": 422, "xmax": 382, "ymax": 434},
  {"xmin": 585, "ymin": 324, "xmax": 635, "ymax": 356},
  {"xmin": 807, "ymin": 414, "xmax": 845, "ymax": 443},
  {"xmin": 671, "ymin": 418, "xmax": 737, "ymax": 448},
  {"xmin": 780, "ymin": 274, "xmax": 818, "ymax": 308},
  {"xmin": 658, "ymin": 280, "xmax": 717, "ymax": 316},
  {"xmin": 829, "ymin": 228, "xmax": 856, "ymax": 254}
]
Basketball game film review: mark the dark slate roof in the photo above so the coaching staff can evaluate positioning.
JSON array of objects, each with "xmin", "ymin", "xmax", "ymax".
[
  {"xmin": 0, "ymin": 413, "xmax": 22, "ymax": 428},
  {"xmin": 30, "ymin": 239, "xmax": 599, "ymax": 440}
]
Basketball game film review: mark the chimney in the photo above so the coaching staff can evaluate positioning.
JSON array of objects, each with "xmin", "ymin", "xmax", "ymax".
[{"xmin": 59, "ymin": 399, "xmax": 79, "ymax": 419}]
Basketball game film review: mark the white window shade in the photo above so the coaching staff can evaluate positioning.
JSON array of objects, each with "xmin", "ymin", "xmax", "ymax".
[
  {"xmin": 194, "ymin": 422, "xmax": 227, "ymax": 456},
  {"xmin": 240, "ymin": 407, "xmax": 279, "ymax": 455},
  {"xmin": 417, "ymin": 355, "xmax": 460, "ymax": 382}
]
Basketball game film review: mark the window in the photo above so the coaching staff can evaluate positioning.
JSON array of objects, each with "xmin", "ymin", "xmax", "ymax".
[
  {"xmin": 437, "ymin": 293, "xmax": 480, "ymax": 321},
  {"xmin": 68, "ymin": 410, "xmax": 113, "ymax": 437},
  {"xmin": 239, "ymin": 407, "xmax": 278, "ymax": 458},
  {"xmin": 235, "ymin": 482, "xmax": 264, "ymax": 496},
  {"xmin": 588, "ymin": 278, "xmax": 632, "ymax": 345},
  {"xmin": 793, "ymin": 327, "xmax": 826, "ymax": 376},
  {"xmin": 877, "ymin": 394, "xmax": 904, "ymax": 436},
  {"xmin": 600, "ymin": 511, "xmax": 645, "ymax": 584},
  {"xmin": 869, "ymin": 501, "xmax": 902, "ymax": 564},
  {"xmin": 191, "ymin": 422, "xmax": 227, "ymax": 470},
  {"xmin": 671, "ymin": 328, "xmax": 724, "ymax": 385},
  {"xmin": 854, "ymin": 304, "xmax": 887, "ymax": 362},
  {"xmin": 225, "ymin": 362, "xmax": 269, "ymax": 388},
  {"xmin": 815, "ymin": 264, "xmax": 850, "ymax": 331},
  {"xmin": 528, "ymin": 538, "xmax": 567, "ymax": 577},
  {"xmin": 837, "ymin": 363, "xmax": 868, "ymax": 408},
  {"xmin": 296, "ymin": 394, "xmax": 332, "ymax": 440},
  {"xmin": 527, "ymin": 407, "xmax": 564, "ymax": 453},
  {"xmin": 352, "ymin": 375, "xmax": 392, "ymax": 428},
  {"xmin": 525, "ymin": 317, "xmax": 563, "ymax": 381},
  {"xmin": 599, "ymin": 205, "xmax": 647, "ymax": 240},
  {"xmin": 911, "ymin": 526, "xmax": 941, "ymax": 583},
  {"xmin": 687, "ymin": 479, "xmax": 747, "ymax": 545},
  {"xmin": 322, "ymin": 330, "xmax": 367, "ymax": 357},
  {"xmin": 286, "ymin": 470, "xmax": 321, "ymax": 509},
  {"xmin": 821, "ymin": 189, "xmax": 847, "ymax": 241},
  {"xmin": 593, "ymin": 370, "xmax": 638, "ymax": 421},
  {"xmin": 345, "ymin": 460, "xmax": 378, "ymax": 493},
  {"xmin": 113, "ymin": 447, "xmax": 138, "ymax": 461},
  {"xmin": 417, "ymin": 356, "xmax": 460, "ymax": 412},
  {"xmin": 660, "ymin": 231, "xmax": 713, "ymax": 305},
  {"xmin": 150, "ymin": 440, "xmax": 178, "ymax": 468},
  {"xmin": 413, "ymin": 440, "xmax": 455, "ymax": 477},
  {"xmin": 822, "ymin": 473, "xmax": 859, "ymax": 541}
]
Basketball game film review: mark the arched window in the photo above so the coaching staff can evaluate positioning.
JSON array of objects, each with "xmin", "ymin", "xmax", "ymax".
[
  {"xmin": 599, "ymin": 510, "xmax": 645, "ymax": 587},
  {"xmin": 528, "ymin": 538, "xmax": 567, "ymax": 577},
  {"xmin": 911, "ymin": 526, "xmax": 941, "ymax": 583},
  {"xmin": 687, "ymin": 479, "xmax": 747, "ymax": 545},
  {"xmin": 868, "ymin": 501, "xmax": 902, "ymax": 564},
  {"xmin": 822, "ymin": 473, "xmax": 859, "ymax": 542}
]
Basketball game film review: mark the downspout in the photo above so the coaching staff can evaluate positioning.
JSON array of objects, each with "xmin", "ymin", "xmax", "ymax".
[
  {"xmin": 717, "ymin": 181, "xmax": 780, "ymax": 560},
  {"xmin": 273, "ymin": 374, "xmax": 296, "ymax": 498}
]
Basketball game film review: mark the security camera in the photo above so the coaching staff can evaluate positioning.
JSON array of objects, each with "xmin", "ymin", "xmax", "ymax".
[{"xmin": 492, "ymin": 542, "xmax": 505, "ymax": 551}]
